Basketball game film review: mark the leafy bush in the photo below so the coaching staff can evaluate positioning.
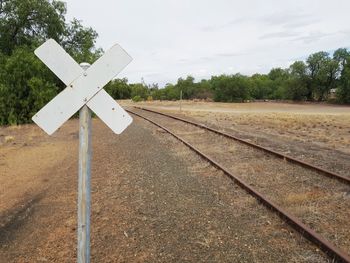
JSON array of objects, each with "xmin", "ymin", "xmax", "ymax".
[
  {"xmin": 132, "ymin": 95, "xmax": 143, "ymax": 102},
  {"xmin": 211, "ymin": 74, "xmax": 249, "ymax": 102},
  {"xmin": 0, "ymin": 47, "xmax": 58, "ymax": 124}
]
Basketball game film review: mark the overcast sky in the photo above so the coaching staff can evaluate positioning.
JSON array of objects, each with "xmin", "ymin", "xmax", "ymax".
[{"xmin": 64, "ymin": 0, "xmax": 350, "ymax": 86}]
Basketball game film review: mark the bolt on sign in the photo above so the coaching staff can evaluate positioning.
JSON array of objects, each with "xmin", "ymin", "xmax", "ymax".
[{"xmin": 32, "ymin": 39, "xmax": 133, "ymax": 263}]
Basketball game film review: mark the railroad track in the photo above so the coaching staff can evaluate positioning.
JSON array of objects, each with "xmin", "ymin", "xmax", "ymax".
[
  {"xmin": 127, "ymin": 107, "xmax": 350, "ymax": 263},
  {"xmin": 135, "ymin": 107, "xmax": 350, "ymax": 185}
]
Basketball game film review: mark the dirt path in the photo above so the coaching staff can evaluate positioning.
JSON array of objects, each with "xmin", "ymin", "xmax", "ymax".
[{"xmin": 0, "ymin": 118, "xmax": 330, "ymax": 262}]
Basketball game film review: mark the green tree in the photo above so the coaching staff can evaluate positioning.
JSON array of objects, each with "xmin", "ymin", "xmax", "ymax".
[
  {"xmin": 337, "ymin": 63, "xmax": 350, "ymax": 103},
  {"xmin": 163, "ymin": 83, "xmax": 179, "ymax": 100},
  {"xmin": 268, "ymin": 68, "xmax": 289, "ymax": 99},
  {"xmin": 211, "ymin": 74, "xmax": 249, "ymax": 102},
  {"xmin": 0, "ymin": 0, "xmax": 102, "ymax": 124},
  {"xmin": 62, "ymin": 18, "xmax": 102, "ymax": 64},
  {"xmin": 306, "ymin": 51, "xmax": 336, "ymax": 101},
  {"xmin": 317, "ymin": 58, "xmax": 339, "ymax": 101},
  {"xmin": 336, "ymin": 50, "xmax": 350, "ymax": 103},
  {"xmin": 268, "ymin": 68, "xmax": 288, "ymax": 81},
  {"xmin": 130, "ymin": 83, "xmax": 149, "ymax": 100},
  {"xmin": 283, "ymin": 61, "xmax": 308, "ymax": 100},
  {"xmin": 105, "ymin": 78, "xmax": 131, "ymax": 99},
  {"xmin": 0, "ymin": 0, "xmax": 66, "ymax": 55},
  {"xmin": 249, "ymin": 74, "xmax": 273, "ymax": 99},
  {"xmin": 194, "ymin": 79, "xmax": 213, "ymax": 99},
  {"xmin": 333, "ymin": 48, "xmax": 350, "ymax": 103},
  {"xmin": 0, "ymin": 47, "xmax": 58, "ymax": 124},
  {"xmin": 175, "ymin": 76, "xmax": 195, "ymax": 99},
  {"xmin": 333, "ymin": 48, "xmax": 349, "ymax": 71}
]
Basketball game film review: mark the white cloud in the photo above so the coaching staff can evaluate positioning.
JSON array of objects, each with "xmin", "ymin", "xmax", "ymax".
[{"xmin": 64, "ymin": 0, "xmax": 350, "ymax": 86}]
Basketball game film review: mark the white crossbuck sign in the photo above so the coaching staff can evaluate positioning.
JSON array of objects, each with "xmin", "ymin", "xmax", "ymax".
[{"xmin": 32, "ymin": 39, "xmax": 133, "ymax": 135}]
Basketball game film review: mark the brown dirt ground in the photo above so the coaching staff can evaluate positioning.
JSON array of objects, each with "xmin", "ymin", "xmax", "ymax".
[{"xmin": 0, "ymin": 115, "xmax": 332, "ymax": 262}]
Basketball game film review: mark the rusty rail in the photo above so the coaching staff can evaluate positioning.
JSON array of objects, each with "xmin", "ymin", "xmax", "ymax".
[
  {"xmin": 127, "ymin": 108, "xmax": 350, "ymax": 263},
  {"xmin": 135, "ymin": 107, "xmax": 350, "ymax": 186}
]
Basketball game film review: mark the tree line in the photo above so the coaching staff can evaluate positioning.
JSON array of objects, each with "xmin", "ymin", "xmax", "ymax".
[
  {"xmin": 106, "ymin": 48, "xmax": 350, "ymax": 104},
  {"xmin": 0, "ymin": 0, "xmax": 349, "ymax": 126}
]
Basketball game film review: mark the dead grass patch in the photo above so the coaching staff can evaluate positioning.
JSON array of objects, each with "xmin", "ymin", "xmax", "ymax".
[{"xmin": 285, "ymin": 191, "xmax": 324, "ymax": 204}]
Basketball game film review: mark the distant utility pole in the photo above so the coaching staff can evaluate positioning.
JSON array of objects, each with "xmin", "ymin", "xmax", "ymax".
[{"xmin": 180, "ymin": 90, "xmax": 183, "ymax": 112}]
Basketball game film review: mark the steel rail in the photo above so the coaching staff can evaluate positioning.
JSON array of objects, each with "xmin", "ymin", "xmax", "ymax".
[
  {"xmin": 135, "ymin": 107, "xmax": 350, "ymax": 186},
  {"xmin": 127, "ymin": 109, "xmax": 350, "ymax": 263}
]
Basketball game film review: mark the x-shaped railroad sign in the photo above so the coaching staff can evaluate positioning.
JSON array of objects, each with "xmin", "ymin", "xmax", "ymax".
[{"xmin": 32, "ymin": 39, "xmax": 133, "ymax": 135}]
